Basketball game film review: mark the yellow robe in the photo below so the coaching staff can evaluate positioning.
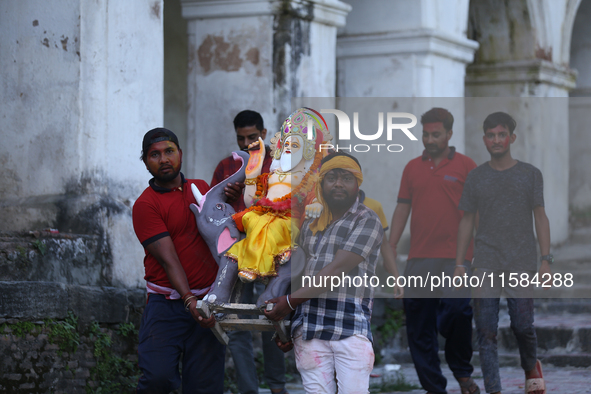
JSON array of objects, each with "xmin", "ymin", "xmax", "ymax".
[{"xmin": 226, "ymin": 200, "xmax": 293, "ymax": 277}]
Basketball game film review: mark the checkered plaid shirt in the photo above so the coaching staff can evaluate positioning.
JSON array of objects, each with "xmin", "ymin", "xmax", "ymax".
[{"xmin": 292, "ymin": 198, "xmax": 383, "ymax": 342}]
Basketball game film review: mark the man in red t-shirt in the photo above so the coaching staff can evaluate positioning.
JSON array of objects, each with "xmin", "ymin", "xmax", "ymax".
[
  {"xmin": 211, "ymin": 110, "xmax": 289, "ymax": 394},
  {"xmin": 132, "ymin": 128, "xmax": 224, "ymax": 394},
  {"xmin": 389, "ymin": 108, "xmax": 480, "ymax": 394}
]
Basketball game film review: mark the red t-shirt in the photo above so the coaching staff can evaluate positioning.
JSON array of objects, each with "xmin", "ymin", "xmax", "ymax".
[
  {"xmin": 398, "ymin": 148, "xmax": 476, "ymax": 260},
  {"xmin": 132, "ymin": 174, "xmax": 218, "ymax": 289}
]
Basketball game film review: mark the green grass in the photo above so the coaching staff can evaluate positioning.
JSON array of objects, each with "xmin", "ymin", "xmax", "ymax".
[{"xmin": 47, "ymin": 311, "xmax": 80, "ymax": 354}]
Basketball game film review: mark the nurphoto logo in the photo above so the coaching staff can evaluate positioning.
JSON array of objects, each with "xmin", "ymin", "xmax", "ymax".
[{"xmin": 309, "ymin": 109, "xmax": 418, "ymax": 153}]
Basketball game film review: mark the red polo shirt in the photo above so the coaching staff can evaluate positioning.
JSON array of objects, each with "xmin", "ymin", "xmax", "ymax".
[
  {"xmin": 398, "ymin": 147, "xmax": 476, "ymax": 260},
  {"xmin": 133, "ymin": 173, "xmax": 218, "ymax": 290}
]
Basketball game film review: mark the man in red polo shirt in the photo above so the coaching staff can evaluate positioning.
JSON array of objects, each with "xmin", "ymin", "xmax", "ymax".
[
  {"xmin": 389, "ymin": 108, "xmax": 480, "ymax": 394},
  {"xmin": 133, "ymin": 128, "xmax": 224, "ymax": 394}
]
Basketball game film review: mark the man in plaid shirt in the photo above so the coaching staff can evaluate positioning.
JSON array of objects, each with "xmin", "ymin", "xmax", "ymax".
[{"xmin": 265, "ymin": 152, "xmax": 383, "ymax": 394}]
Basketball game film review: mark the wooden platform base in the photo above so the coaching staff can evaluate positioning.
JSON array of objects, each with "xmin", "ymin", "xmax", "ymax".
[{"xmin": 196, "ymin": 301, "xmax": 290, "ymax": 345}]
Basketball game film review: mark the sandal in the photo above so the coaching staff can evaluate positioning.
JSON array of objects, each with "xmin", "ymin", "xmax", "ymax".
[
  {"xmin": 525, "ymin": 359, "xmax": 546, "ymax": 394},
  {"xmin": 459, "ymin": 377, "xmax": 481, "ymax": 394}
]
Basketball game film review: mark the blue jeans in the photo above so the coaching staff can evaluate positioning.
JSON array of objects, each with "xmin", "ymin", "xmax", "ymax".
[
  {"xmin": 403, "ymin": 258, "xmax": 474, "ymax": 394},
  {"xmin": 137, "ymin": 294, "xmax": 225, "ymax": 394},
  {"xmin": 472, "ymin": 269, "xmax": 537, "ymax": 393},
  {"xmin": 228, "ymin": 282, "xmax": 286, "ymax": 394}
]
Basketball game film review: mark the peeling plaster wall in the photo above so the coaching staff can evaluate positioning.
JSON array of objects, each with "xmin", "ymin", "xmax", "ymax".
[
  {"xmin": 0, "ymin": 0, "xmax": 82, "ymax": 228},
  {"xmin": 183, "ymin": 0, "xmax": 346, "ymax": 181},
  {"xmin": 185, "ymin": 15, "xmax": 275, "ymax": 180},
  {"xmin": 0, "ymin": 0, "xmax": 164, "ymax": 289}
]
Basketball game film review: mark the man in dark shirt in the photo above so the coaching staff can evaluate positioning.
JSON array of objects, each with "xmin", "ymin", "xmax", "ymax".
[
  {"xmin": 456, "ymin": 112, "xmax": 551, "ymax": 394},
  {"xmin": 133, "ymin": 128, "xmax": 224, "ymax": 394}
]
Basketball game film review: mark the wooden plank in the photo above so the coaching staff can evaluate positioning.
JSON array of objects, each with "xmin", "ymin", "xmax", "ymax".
[
  {"xmin": 196, "ymin": 300, "xmax": 230, "ymax": 345},
  {"xmin": 218, "ymin": 318, "xmax": 291, "ymax": 332},
  {"xmin": 210, "ymin": 303, "xmax": 265, "ymax": 316}
]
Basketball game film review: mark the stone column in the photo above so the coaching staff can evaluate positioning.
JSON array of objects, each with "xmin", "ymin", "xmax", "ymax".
[
  {"xmin": 180, "ymin": 0, "xmax": 351, "ymax": 179},
  {"xmin": 335, "ymin": 0, "xmax": 478, "ymax": 250}
]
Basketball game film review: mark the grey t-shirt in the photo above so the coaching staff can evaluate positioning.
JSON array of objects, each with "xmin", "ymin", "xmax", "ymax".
[{"xmin": 458, "ymin": 161, "xmax": 544, "ymax": 272}]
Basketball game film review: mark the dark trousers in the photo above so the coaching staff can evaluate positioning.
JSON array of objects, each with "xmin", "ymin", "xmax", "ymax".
[
  {"xmin": 228, "ymin": 282, "xmax": 286, "ymax": 394},
  {"xmin": 403, "ymin": 258, "xmax": 474, "ymax": 394},
  {"xmin": 137, "ymin": 294, "xmax": 225, "ymax": 394},
  {"xmin": 472, "ymin": 269, "xmax": 537, "ymax": 393}
]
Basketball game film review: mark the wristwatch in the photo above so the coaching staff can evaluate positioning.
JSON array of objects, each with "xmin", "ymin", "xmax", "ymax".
[{"xmin": 540, "ymin": 254, "xmax": 554, "ymax": 264}]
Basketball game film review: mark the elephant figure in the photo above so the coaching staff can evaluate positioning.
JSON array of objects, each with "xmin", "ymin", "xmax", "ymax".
[{"xmin": 190, "ymin": 150, "xmax": 305, "ymax": 309}]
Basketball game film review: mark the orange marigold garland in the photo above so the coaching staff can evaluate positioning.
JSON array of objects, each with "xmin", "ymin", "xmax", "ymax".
[{"xmin": 291, "ymin": 151, "xmax": 323, "ymax": 204}]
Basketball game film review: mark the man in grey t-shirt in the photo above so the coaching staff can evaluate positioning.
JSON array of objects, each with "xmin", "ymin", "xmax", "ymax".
[
  {"xmin": 455, "ymin": 112, "xmax": 551, "ymax": 394},
  {"xmin": 459, "ymin": 158, "xmax": 544, "ymax": 273}
]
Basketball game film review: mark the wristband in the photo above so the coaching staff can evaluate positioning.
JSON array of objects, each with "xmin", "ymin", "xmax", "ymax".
[
  {"xmin": 455, "ymin": 265, "xmax": 468, "ymax": 269},
  {"xmin": 184, "ymin": 296, "xmax": 197, "ymax": 311},
  {"xmin": 244, "ymin": 178, "xmax": 257, "ymax": 185},
  {"xmin": 540, "ymin": 254, "xmax": 554, "ymax": 264},
  {"xmin": 286, "ymin": 294, "xmax": 295, "ymax": 311}
]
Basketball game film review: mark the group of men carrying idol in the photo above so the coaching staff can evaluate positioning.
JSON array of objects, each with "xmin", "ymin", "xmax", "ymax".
[{"xmin": 133, "ymin": 107, "xmax": 551, "ymax": 394}]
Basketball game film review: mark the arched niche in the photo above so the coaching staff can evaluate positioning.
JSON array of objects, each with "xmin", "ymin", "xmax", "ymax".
[
  {"xmin": 568, "ymin": 0, "xmax": 591, "ymax": 212},
  {"xmin": 570, "ymin": 0, "xmax": 591, "ymax": 96}
]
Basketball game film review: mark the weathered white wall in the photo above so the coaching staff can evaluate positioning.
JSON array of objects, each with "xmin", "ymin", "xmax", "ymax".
[
  {"xmin": 181, "ymin": 0, "xmax": 350, "ymax": 181},
  {"xmin": 183, "ymin": 11, "xmax": 275, "ymax": 179},
  {"xmin": 0, "ymin": 0, "xmax": 164, "ymax": 288},
  {"xmin": 1, "ymin": 0, "xmax": 82, "ymax": 228}
]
